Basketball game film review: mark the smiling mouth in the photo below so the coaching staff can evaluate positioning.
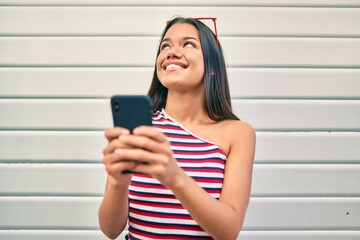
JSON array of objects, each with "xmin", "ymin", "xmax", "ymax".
[{"xmin": 165, "ymin": 64, "xmax": 185, "ymax": 71}]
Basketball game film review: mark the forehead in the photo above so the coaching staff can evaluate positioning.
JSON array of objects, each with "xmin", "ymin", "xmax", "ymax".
[{"xmin": 163, "ymin": 23, "xmax": 200, "ymax": 40}]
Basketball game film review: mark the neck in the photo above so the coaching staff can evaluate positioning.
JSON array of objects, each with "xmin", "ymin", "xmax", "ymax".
[{"xmin": 164, "ymin": 90, "xmax": 211, "ymax": 125}]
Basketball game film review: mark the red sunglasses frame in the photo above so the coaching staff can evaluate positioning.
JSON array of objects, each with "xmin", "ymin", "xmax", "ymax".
[{"xmin": 166, "ymin": 17, "xmax": 219, "ymax": 44}]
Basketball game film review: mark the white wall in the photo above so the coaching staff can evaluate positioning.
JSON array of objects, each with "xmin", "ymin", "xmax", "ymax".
[{"xmin": 0, "ymin": 0, "xmax": 359, "ymax": 239}]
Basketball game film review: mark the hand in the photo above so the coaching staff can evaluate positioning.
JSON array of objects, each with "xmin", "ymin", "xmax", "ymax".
[
  {"xmin": 102, "ymin": 127, "xmax": 137, "ymax": 185},
  {"xmin": 115, "ymin": 126, "xmax": 183, "ymax": 187}
]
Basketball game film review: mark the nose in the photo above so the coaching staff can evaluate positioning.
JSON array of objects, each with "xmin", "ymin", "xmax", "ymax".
[{"xmin": 166, "ymin": 48, "xmax": 182, "ymax": 59}]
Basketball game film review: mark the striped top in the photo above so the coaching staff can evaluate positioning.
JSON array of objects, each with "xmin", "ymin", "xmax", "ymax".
[{"xmin": 127, "ymin": 110, "xmax": 227, "ymax": 240}]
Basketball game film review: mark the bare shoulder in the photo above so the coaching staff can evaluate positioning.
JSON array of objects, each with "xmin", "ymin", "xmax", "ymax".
[
  {"xmin": 219, "ymin": 119, "xmax": 256, "ymax": 157},
  {"xmin": 223, "ymin": 119, "xmax": 255, "ymax": 140}
]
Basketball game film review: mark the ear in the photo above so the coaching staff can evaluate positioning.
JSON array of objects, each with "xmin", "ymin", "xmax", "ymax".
[{"xmin": 210, "ymin": 69, "xmax": 216, "ymax": 76}]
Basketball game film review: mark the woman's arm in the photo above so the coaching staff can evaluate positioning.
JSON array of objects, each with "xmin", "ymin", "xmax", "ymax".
[
  {"xmin": 117, "ymin": 122, "xmax": 255, "ymax": 239},
  {"xmin": 98, "ymin": 128, "xmax": 135, "ymax": 239},
  {"xmin": 98, "ymin": 175, "xmax": 130, "ymax": 239},
  {"xmin": 169, "ymin": 122, "xmax": 255, "ymax": 239}
]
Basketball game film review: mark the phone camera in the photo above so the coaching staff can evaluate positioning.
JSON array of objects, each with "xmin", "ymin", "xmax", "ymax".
[{"xmin": 113, "ymin": 101, "xmax": 120, "ymax": 113}]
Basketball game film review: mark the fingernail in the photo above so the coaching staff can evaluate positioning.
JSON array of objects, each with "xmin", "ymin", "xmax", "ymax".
[
  {"xmin": 114, "ymin": 149, "xmax": 122, "ymax": 155},
  {"xmin": 121, "ymin": 129, "xmax": 130, "ymax": 134},
  {"xmin": 133, "ymin": 127, "xmax": 140, "ymax": 134},
  {"xmin": 118, "ymin": 135, "xmax": 127, "ymax": 141}
]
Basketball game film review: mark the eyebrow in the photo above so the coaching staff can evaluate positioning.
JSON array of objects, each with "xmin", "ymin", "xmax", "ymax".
[{"xmin": 162, "ymin": 36, "xmax": 200, "ymax": 43}]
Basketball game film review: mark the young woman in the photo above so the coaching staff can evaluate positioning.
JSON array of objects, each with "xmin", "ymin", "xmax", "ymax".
[{"xmin": 99, "ymin": 17, "xmax": 256, "ymax": 240}]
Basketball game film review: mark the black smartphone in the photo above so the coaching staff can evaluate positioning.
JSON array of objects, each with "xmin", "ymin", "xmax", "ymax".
[
  {"xmin": 110, "ymin": 95, "xmax": 153, "ymax": 174},
  {"xmin": 110, "ymin": 95, "xmax": 153, "ymax": 132}
]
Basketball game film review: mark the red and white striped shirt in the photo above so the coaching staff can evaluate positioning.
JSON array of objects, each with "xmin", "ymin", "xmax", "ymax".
[{"xmin": 127, "ymin": 110, "xmax": 226, "ymax": 239}]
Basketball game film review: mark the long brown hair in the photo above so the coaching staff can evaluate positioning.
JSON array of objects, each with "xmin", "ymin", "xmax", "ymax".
[{"xmin": 147, "ymin": 17, "xmax": 239, "ymax": 121}]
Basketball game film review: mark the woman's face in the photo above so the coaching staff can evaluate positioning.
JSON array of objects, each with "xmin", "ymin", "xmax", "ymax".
[{"xmin": 156, "ymin": 23, "xmax": 205, "ymax": 92}]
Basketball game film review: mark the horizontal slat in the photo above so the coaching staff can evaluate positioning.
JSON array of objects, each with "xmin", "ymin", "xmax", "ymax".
[
  {"xmin": 255, "ymin": 132, "xmax": 360, "ymax": 163},
  {"xmin": 0, "ymin": 99, "xmax": 113, "ymax": 130},
  {"xmin": 0, "ymin": 37, "xmax": 359, "ymax": 67},
  {"xmin": 0, "ymin": 67, "xmax": 151, "ymax": 98},
  {"xmin": 1, "ymin": 131, "xmax": 359, "ymax": 163},
  {"xmin": 252, "ymin": 165, "xmax": 360, "ymax": 197},
  {"xmin": 0, "ymin": 164, "xmax": 107, "ymax": 196},
  {"xmin": 0, "ymin": 197, "xmax": 358, "ymax": 230},
  {"xmin": 1, "ymin": 68, "xmax": 359, "ymax": 99},
  {"xmin": 0, "ymin": 131, "xmax": 107, "ymax": 162},
  {"xmin": 0, "ymin": 164, "xmax": 359, "ymax": 197},
  {"xmin": 0, "ymin": 230, "xmax": 120, "ymax": 240},
  {"xmin": 0, "ymin": 0, "xmax": 359, "ymax": 7},
  {"xmin": 0, "ymin": 231, "xmax": 360, "ymax": 240},
  {"xmin": 239, "ymin": 231, "xmax": 360, "ymax": 240},
  {"xmin": 1, "ymin": 99, "xmax": 359, "ymax": 131},
  {"xmin": 228, "ymin": 68, "xmax": 360, "ymax": 99},
  {"xmin": 0, "ymin": 37, "xmax": 158, "ymax": 67},
  {"xmin": 233, "ymin": 100, "xmax": 360, "ymax": 131},
  {"xmin": 0, "ymin": 197, "xmax": 101, "ymax": 229},
  {"xmin": 0, "ymin": 7, "xmax": 359, "ymax": 37},
  {"xmin": 244, "ymin": 197, "xmax": 360, "ymax": 230}
]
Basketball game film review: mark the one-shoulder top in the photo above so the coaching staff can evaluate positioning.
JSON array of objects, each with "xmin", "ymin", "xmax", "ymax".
[{"xmin": 127, "ymin": 110, "xmax": 226, "ymax": 239}]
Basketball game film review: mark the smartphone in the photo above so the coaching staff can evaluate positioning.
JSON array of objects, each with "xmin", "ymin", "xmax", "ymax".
[
  {"xmin": 111, "ymin": 95, "xmax": 153, "ymax": 132},
  {"xmin": 110, "ymin": 95, "xmax": 153, "ymax": 174}
]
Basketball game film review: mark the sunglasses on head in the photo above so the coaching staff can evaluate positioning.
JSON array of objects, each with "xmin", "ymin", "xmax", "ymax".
[{"xmin": 166, "ymin": 17, "xmax": 218, "ymax": 44}]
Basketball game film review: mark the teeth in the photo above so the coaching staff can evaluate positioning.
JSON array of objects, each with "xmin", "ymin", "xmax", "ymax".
[{"xmin": 166, "ymin": 64, "xmax": 184, "ymax": 70}]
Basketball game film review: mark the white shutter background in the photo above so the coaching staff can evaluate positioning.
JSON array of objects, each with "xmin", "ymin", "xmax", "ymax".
[{"xmin": 0, "ymin": 0, "xmax": 359, "ymax": 239}]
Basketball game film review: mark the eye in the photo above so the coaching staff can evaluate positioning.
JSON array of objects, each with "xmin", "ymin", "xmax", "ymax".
[
  {"xmin": 184, "ymin": 41, "xmax": 196, "ymax": 48},
  {"xmin": 160, "ymin": 43, "xmax": 171, "ymax": 50}
]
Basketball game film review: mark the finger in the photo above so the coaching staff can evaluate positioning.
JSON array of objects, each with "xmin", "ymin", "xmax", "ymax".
[
  {"xmin": 104, "ymin": 127, "xmax": 130, "ymax": 142},
  {"xmin": 103, "ymin": 128, "xmax": 131, "ymax": 155},
  {"xmin": 103, "ymin": 146, "xmax": 139, "ymax": 165},
  {"xmin": 103, "ymin": 151, "xmax": 141, "ymax": 172},
  {"xmin": 104, "ymin": 159, "xmax": 140, "ymax": 175},
  {"xmin": 118, "ymin": 134, "xmax": 172, "ymax": 155},
  {"xmin": 103, "ymin": 137, "xmax": 135, "ymax": 155},
  {"xmin": 131, "ymin": 162, "xmax": 165, "ymax": 176},
  {"xmin": 114, "ymin": 148, "xmax": 169, "ymax": 166},
  {"xmin": 133, "ymin": 126, "xmax": 168, "ymax": 143},
  {"xmin": 102, "ymin": 151, "xmax": 122, "ymax": 165}
]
